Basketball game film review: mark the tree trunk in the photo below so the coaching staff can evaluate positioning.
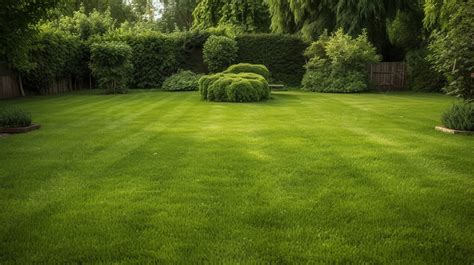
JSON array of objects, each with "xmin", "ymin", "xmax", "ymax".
[{"xmin": 18, "ymin": 72, "xmax": 25, "ymax": 97}]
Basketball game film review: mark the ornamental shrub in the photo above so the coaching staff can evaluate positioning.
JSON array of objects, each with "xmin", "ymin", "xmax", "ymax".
[
  {"xmin": 441, "ymin": 102, "xmax": 474, "ymax": 131},
  {"xmin": 0, "ymin": 107, "xmax": 32, "ymax": 128},
  {"xmin": 161, "ymin": 70, "xmax": 201, "ymax": 91},
  {"xmin": 427, "ymin": 1, "xmax": 474, "ymax": 101},
  {"xmin": 235, "ymin": 34, "xmax": 307, "ymax": 85},
  {"xmin": 303, "ymin": 29, "xmax": 380, "ymax": 93},
  {"xmin": 199, "ymin": 72, "xmax": 270, "ymax": 102},
  {"xmin": 405, "ymin": 49, "xmax": 445, "ymax": 92},
  {"xmin": 89, "ymin": 41, "xmax": 133, "ymax": 94},
  {"xmin": 224, "ymin": 63, "xmax": 270, "ymax": 80},
  {"xmin": 203, "ymin": 35, "xmax": 238, "ymax": 72}
]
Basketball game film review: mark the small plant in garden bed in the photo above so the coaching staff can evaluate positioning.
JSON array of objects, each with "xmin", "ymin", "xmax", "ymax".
[
  {"xmin": 0, "ymin": 107, "xmax": 39, "ymax": 133},
  {"xmin": 440, "ymin": 102, "xmax": 473, "ymax": 132},
  {"xmin": 0, "ymin": 107, "xmax": 32, "ymax": 128},
  {"xmin": 161, "ymin": 70, "xmax": 202, "ymax": 91}
]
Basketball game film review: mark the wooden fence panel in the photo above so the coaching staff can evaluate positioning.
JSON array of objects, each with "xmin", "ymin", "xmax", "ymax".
[
  {"xmin": 369, "ymin": 62, "xmax": 406, "ymax": 91},
  {"xmin": 0, "ymin": 64, "xmax": 21, "ymax": 99}
]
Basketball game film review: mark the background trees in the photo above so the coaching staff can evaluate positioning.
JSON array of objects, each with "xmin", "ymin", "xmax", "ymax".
[{"xmin": 192, "ymin": 0, "xmax": 270, "ymax": 33}]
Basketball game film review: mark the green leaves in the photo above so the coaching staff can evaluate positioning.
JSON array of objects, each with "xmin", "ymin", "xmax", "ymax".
[
  {"xmin": 89, "ymin": 41, "xmax": 133, "ymax": 93},
  {"xmin": 427, "ymin": 1, "xmax": 474, "ymax": 101},
  {"xmin": 203, "ymin": 35, "xmax": 238, "ymax": 73}
]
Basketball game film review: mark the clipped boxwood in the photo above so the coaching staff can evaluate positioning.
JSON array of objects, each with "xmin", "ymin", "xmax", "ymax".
[
  {"xmin": 224, "ymin": 63, "xmax": 270, "ymax": 81},
  {"xmin": 203, "ymin": 35, "xmax": 238, "ymax": 73},
  {"xmin": 0, "ymin": 107, "xmax": 32, "ymax": 128},
  {"xmin": 441, "ymin": 102, "xmax": 474, "ymax": 131},
  {"xmin": 161, "ymin": 70, "xmax": 201, "ymax": 91},
  {"xmin": 199, "ymin": 72, "xmax": 270, "ymax": 102}
]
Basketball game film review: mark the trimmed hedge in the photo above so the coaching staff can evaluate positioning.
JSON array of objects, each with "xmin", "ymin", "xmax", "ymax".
[
  {"xmin": 89, "ymin": 41, "xmax": 133, "ymax": 94},
  {"xmin": 161, "ymin": 70, "xmax": 201, "ymax": 91},
  {"xmin": 224, "ymin": 63, "xmax": 270, "ymax": 80},
  {"xmin": 23, "ymin": 27, "xmax": 87, "ymax": 93},
  {"xmin": 235, "ymin": 34, "xmax": 307, "ymax": 85},
  {"xmin": 199, "ymin": 72, "xmax": 270, "ymax": 102}
]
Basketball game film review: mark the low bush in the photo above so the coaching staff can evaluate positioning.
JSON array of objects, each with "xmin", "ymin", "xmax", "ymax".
[
  {"xmin": 0, "ymin": 107, "xmax": 32, "ymax": 128},
  {"xmin": 203, "ymin": 35, "xmax": 238, "ymax": 72},
  {"xmin": 303, "ymin": 29, "xmax": 380, "ymax": 93},
  {"xmin": 224, "ymin": 63, "xmax": 270, "ymax": 80},
  {"xmin": 161, "ymin": 70, "xmax": 201, "ymax": 91},
  {"xmin": 89, "ymin": 41, "xmax": 133, "ymax": 94},
  {"xmin": 199, "ymin": 72, "xmax": 270, "ymax": 102},
  {"xmin": 441, "ymin": 102, "xmax": 474, "ymax": 131},
  {"xmin": 405, "ymin": 49, "xmax": 445, "ymax": 92}
]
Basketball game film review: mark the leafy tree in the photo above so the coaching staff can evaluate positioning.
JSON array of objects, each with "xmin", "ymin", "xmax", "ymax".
[
  {"xmin": 51, "ymin": 5, "xmax": 116, "ymax": 40},
  {"xmin": 192, "ymin": 0, "xmax": 270, "ymax": 33},
  {"xmin": 427, "ymin": 0, "xmax": 474, "ymax": 101},
  {"xmin": 266, "ymin": 0, "xmax": 417, "ymax": 55},
  {"xmin": 58, "ymin": 0, "xmax": 139, "ymax": 23},
  {"xmin": 158, "ymin": 0, "xmax": 198, "ymax": 32},
  {"xmin": 0, "ymin": 0, "xmax": 59, "ymax": 70}
]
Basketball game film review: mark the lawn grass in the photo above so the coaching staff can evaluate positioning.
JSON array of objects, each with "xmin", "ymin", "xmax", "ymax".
[{"xmin": 0, "ymin": 90, "xmax": 473, "ymax": 263}]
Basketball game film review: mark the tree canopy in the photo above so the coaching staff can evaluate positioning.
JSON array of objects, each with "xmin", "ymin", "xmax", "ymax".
[{"xmin": 192, "ymin": 0, "xmax": 270, "ymax": 33}]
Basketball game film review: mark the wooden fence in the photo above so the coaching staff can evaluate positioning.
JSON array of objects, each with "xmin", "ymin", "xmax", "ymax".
[
  {"xmin": 0, "ymin": 64, "xmax": 21, "ymax": 99},
  {"xmin": 369, "ymin": 62, "xmax": 406, "ymax": 91},
  {"xmin": 0, "ymin": 63, "xmax": 90, "ymax": 99}
]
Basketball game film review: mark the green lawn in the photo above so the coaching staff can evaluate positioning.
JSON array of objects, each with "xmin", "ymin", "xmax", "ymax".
[{"xmin": 0, "ymin": 90, "xmax": 473, "ymax": 263}]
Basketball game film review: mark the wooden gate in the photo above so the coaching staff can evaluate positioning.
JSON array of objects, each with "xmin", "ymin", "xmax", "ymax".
[{"xmin": 369, "ymin": 62, "xmax": 406, "ymax": 91}]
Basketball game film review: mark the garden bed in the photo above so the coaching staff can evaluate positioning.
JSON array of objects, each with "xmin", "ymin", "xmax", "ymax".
[
  {"xmin": 435, "ymin": 126, "xmax": 474, "ymax": 135},
  {"xmin": 0, "ymin": 124, "xmax": 41, "ymax": 134}
]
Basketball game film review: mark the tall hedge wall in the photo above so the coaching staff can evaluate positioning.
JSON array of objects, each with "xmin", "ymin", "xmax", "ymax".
[{"xmin": 235, "ymin": 34, "xmax": 308, "ymax": 85}]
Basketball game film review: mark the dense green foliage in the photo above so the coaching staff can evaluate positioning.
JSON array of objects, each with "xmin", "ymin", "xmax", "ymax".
[
  {"xmin": 52, "ymin": 6, "xmax": 116, "ymax": 40},
  {"xmin": 105, "ymin": 31, "xmax": 191, "ymax": 88},
  {"xmin": 224, "ymin": 63, "xmax": 270, "ymax": 81},
  {"xmin": 266, "ymin": 0, "xmax": 416, "ymax": 40},
  {"xmin": 192, "ymin": 0, "xmax": 270, "ymax": 33},
  {"xmin": 161, "ymin": 70, "xmax": 201, "ymax": 91},
  {"xmin": 0, "ymin": 0, "xmax": 59, "ymax": 70},
  {"xmin": 427, "ymin": 1, "xmax": 474, "ymax": 101},
  {"xmin": 235, "ymin": 34, "xmax": 307, "ymax": 85},
  {"xmin": 0, "ymin": 107, "xmax": 32, "ymax": 128},
  {"xmin": 441, "ymin": 102, "xmax": 474, "ymax": 131},
  {"xmin": 158, "ymin": 0, "xmax": 198, "ymax": 32},
  {"xmin": 199, "ymin": 72, "xmax": 270, "ymax": 102},
  {"xmin": 405, "ymin": 49, "xmax": 445, "ymax": 92},
  {"xmin": 58, "ymin": 0, "xmax": 155, "ymax": 24},
  {"xmin": 303, "ymin": 29, "xmax": 380, "ymax": 93},
  {"xmin": 203, "ymin": 36, "xmax": 238, "ymax": 73},
  {"xmin": 0, "ymin": 91, "xmax": 473, "ymax": 263},
  {"xmin": 387, "ymin": 10, "xmax": 424, "ymax": 52},
  {"xmin": 22, "ymin": 26, "xmax": 86, "ymax": 94},
  {"xmin": 89, "ymin": 41, "xmax": 133, "ymax": 94}
]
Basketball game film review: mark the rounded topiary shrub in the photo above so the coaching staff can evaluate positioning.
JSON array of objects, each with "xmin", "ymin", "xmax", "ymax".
[
  {"xmin": 203, "ymin": 35, "xmax": 238, "ymax": 73},
  {"xmin": 0, "ymin": 107, "xmax": 32, "ymax": 128},
  {"xmin": 199, "ymin": 73, "xmax": 270, "ymax": 102},
  {"xmin": 441, "ymin": 102, "xmax": 474, "ymax": 131},
  {"xmin": 161, "ymin": 70, "xmax": 201, "ymax": 91},
  {"xmin": 224, "ymin": 63, "xmax": 270, "ymax": 81}
]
